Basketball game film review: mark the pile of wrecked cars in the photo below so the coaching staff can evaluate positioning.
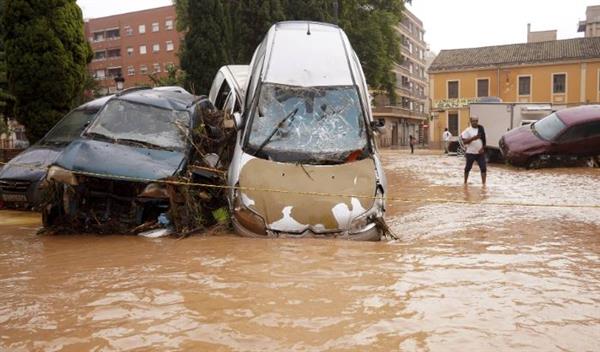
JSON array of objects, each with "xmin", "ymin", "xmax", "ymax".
[
  {"xmin": 41, "ymin": 86, "xmax": 229, "ymax": 236},
  {"xmin": 216, "ymin": 22, "xmax": 388, "ymax": 240},
  {"xmin": 5, "ymin": 21, "xmax": 390, "ymax": 241},
  {"xmin": 0, "ymin": 96, "xmax": 112, "ymax": 209}
]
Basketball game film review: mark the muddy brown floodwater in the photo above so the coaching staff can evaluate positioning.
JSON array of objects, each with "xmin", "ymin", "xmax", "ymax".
[{"xmin": 1, "ymin": 150, "xmax": 599, "ymax": 351}]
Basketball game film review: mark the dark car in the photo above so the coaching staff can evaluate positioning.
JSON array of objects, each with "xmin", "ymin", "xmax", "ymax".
[
  {"xmin": 0, "ymin": 96, "xmax": 111, "ymax": 208},
  {"xmin": 42, "ymin": 87, "xmax": 213, "ymax": 232},
  {"xmin": 499, "ymin": 105, "xmax": 600, "ymax": 168}
]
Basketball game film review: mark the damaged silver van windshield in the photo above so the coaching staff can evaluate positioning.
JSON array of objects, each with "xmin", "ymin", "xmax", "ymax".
[
  {"xmin": 86, "ymin": 100, "xmax": 190, "ymax": 150},
  {"xmin": 247, "ymin": 84, "xmax": 368, "ymax": 163}
]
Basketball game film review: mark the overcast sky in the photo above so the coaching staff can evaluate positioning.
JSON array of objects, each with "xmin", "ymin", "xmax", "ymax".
[{"xmin": 77, "ymin": 0, "xmax": 594, "ymax": 52}]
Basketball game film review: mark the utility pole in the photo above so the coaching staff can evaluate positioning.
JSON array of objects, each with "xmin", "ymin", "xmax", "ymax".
[{"xmin": 333, "ymin": 0, "xmax": 339, "ymax": 24}]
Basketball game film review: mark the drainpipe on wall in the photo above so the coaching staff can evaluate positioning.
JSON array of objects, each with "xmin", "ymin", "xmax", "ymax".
[{"xmin": 496, "ymin": 66, "xmax": 501, "ymax": 100}]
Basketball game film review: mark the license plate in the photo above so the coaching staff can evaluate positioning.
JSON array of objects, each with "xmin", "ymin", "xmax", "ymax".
[{"xmin": 1, "ymin": 194, "xmax": 28, "ymax": 202}]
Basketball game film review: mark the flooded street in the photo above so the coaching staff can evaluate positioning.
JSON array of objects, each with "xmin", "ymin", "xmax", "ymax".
[{"xmin": 1, "ymin": 150, "xmax": 599, "ymax": 351}]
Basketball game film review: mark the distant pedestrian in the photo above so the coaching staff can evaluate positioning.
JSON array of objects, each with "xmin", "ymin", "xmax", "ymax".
[
  {"xmin": 461, "ymin": 116, "xmax": 487, "ymax": 185},
  {"xmin": 409, "ymin": 135, "xmax": 416, "ymax": 154},
  {"xmin": 442, "ymin": 128, "xmax": 452, "ymax": 154}
]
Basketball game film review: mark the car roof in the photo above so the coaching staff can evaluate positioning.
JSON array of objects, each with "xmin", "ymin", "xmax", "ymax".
[
  {"xmin": 556, "ymin": 105, "xmax": 600, "ymax": 125},
  {"xmin": 263, "ymin": 21, "xmax": 355, "ymax": 87},
  {"xmin": 115, "ymin": 87, "xmax": 197, "ymax": 111},
  {"xmin": 77, "ymin": 95, "xmax": 114, "ymax": 111}
]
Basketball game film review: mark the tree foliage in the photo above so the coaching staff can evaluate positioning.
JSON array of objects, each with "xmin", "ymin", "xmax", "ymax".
[
  {"xmin": 2, "ymin": 0, "xmax": 91, "ymax": 142},
  {"xmin": 177, "ymin": 0, "xmax": 407, "ymax": 98},
  {"xmin": 0, "ymin": 0, "xmax": 15, "ymax": 122},
  {"xmin": 149, "ymin": 64, "xmax": 187, "ymax": 88}
]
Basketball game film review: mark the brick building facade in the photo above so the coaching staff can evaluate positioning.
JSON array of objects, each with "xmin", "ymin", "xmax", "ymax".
[{"xmin": 84, "ymin": 5, "xmax": 181, "ymax": 93}]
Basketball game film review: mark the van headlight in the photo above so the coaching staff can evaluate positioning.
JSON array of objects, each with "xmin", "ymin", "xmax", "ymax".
[
  {"xmin": 232, "ymin": 190, "xmax": 266, "ymax": 235},
  {"xmin": 47, "ymin": 166, "xmax": 78, "ymax": 186},
  {"xmin": 349, "ymin": 190, "xmax": 384, "ymax": 234}
]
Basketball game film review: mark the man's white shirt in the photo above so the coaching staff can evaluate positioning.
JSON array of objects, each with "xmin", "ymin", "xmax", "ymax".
[
  {"xmin": 461, "ymin": 127, "xmax": 483, "ymax": 154},
  {"xmin": 442, "ymin": 131, "xmax": 452, "ymax": 141}
]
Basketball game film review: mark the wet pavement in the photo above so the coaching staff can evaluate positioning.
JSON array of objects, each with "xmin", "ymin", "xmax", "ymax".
[{"xmin": 1, "ymin": 150, "xmax": 599, "ymax": 351}]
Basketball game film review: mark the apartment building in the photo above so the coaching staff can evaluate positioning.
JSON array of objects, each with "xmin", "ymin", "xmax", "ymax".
[
  {"xmin": 578, "ymin": 5, "xmax": 600, "ymax": 38},
  {"xmin": 373, "ymin": 9, "xmax": 429, "ymax": 147},
  {"xmin": 85, "ymin": 6, "xmax": 181, "ymax": 93},
  {"xmin": 427, "ymin": 37, "xmax": 600, "ymax": 145}
]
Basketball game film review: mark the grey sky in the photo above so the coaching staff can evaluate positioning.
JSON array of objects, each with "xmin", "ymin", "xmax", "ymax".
[{"xmin": 77, "ymin": 0, "xmax": 594, "ymax": 53}]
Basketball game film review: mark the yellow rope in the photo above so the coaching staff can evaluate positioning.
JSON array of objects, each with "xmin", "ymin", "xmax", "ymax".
[{"xmin": 1, "ymin": 161, "xmax": 599, "ymax": 209}]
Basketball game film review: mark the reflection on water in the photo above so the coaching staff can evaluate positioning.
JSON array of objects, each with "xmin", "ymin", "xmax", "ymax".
[{"xmin": 1, "ymin": 150, "xmax": 599, "ymax": 351}]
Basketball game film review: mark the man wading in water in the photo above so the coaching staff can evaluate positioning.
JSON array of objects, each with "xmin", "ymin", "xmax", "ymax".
[{"xmin": 461, "ymin": 116, "xmax": 487, "ymax": 185}]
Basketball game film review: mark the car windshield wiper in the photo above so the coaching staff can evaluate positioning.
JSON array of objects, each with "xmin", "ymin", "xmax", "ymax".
[
  {"xmin": 115, "ymin": 138, "xmax": 172, "ymax": 150},
  {"xmin": 86, "ymin": 131, "xmax": 116, "ymax": 142},
  {"xmin": 253, "ymin": 108, "xmax": 299, "ymax": 156}
]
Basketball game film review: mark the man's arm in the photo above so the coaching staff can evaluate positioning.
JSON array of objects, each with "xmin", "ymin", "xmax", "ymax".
[{"xmin": 478, "ymin": 125, "xmax": 486, "ymax": 147}]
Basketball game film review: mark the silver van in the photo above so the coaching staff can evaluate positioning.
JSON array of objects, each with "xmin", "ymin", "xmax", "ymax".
[{"xmin": 212, "ymin": 22, "xmax": 387, "ymax": 240}]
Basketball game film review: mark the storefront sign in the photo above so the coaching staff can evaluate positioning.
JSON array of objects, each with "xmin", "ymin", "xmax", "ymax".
[{"xmin": 433, "ymin": 98, "xmax": 478, "ymax": 110}]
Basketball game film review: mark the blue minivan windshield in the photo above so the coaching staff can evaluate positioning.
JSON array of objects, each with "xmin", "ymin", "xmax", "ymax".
[{"xmin": 247, "ymin": 84, "xmax": 368, "ymax": 163}]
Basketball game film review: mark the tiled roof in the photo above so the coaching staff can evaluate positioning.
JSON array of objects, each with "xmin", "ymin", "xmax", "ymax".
[{"xmin": 428, "ymin": 37, "xmax": 600, "ymax": 73}]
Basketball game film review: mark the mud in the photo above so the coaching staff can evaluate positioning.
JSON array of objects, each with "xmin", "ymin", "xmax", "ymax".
[{"xmin": 1, "ymin": 149, "xmax": 599, "ymax": 351}]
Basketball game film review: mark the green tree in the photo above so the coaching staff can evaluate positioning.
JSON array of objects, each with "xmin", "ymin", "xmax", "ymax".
[
  {"xmin": 3, "ymin": 0, "xmax": 91, "ymax": 142},
  {"xmin": 180, "ymin": 0, "xmax": 232, "ymax": 94},
  {"xmin": 0, "ymin": 0, "xmax": 15, "ymax": 121},
  {"xmin": 178, "ymin": 0, "xmax": 407, "ymax": 99},
  {"xmin": 149, "ymin": 64, "xmax": 187, "ymax": 87}
]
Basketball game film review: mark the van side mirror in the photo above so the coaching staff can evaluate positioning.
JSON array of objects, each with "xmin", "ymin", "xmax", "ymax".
[
  {"xmin": 370, "ymin": 119, "xmax": 385, "ymax": 134},
  {"xmin": 233, "ymin": 112, "xmax": 243, "ymax": 131}
]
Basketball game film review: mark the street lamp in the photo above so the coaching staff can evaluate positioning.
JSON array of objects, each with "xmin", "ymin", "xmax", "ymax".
[{"xmin": 114, "ymin": 72, "xmax": 125, "ymax": 92}]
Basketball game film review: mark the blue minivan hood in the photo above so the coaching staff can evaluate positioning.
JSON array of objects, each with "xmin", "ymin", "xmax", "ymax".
[
  {"xmin": 55, "ymin": 139, "xmax": 185, "ymax": 181},
  {"xmin": 0, "ymin": 145, "xmax": 63, "ymax": 182}
]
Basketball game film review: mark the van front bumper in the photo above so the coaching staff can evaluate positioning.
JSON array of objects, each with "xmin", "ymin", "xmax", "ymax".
[{"xmin": 232, "ymin": 217, "xmax": 381, "ymax": 241}]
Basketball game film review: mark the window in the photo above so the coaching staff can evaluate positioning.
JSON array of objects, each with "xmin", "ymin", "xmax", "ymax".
[
  {"xmin": 139, "ymin": 45, "xmax": 147, "ymax": 55},
  {"xmin": 92, "ymin": 31, "xmax": 105, "ymax": 42},
  {"xmin": 165, "ymin": 19, "xmax": 174, "ymax": 30},
  {"xmin": 477, "ymin": 79, "xmax": 489, "ymax": 97},
  {"xmin": 127, "ymin": 66, "xmax": 135, "ymax": 76},
  {"xmin": 107, "ymin": 67, "xmax": 121, "ymax": 78},
  {"xmin": 519, "ymin": 76, "xmax": 531, "ymax": 96},
  {"xmin": 166, "ymin": 41, "xmax": 174, "ymax": 52},
  {"xmin": 127, "ymin": 47, "xmax": 133, "ymax": 56},
  {"xmin": 93, "ymin": 51, "xmax": 106, "ymax": 60},
  {"xmin": 448, "ymin": 112, "xmax": 459, "ymax": 136},
  {"xmin": 557, "ymin": 121, "xmax": 600, "ymax": 142},
  {"xmin": 139, "ymin": 24, "xmax": 146, "ymax": 34},
  {"xmin": 124, "ymin": 26, "xmax": 133, "ymax": 36},
  {"xmin": 105, "ymin": 29, "xmax": 120, "ymax": 39},
  {"xmin": 106, "ymin": 49, "xmax": 120, "ymax": 58},
  {"xmin": 153, "ymin": 63, "xmax": 161, "ymax": 73},
  {"xmin": 152, "ymin": 44, "xmax": 160, "ymax": 53},
  {"xmin": 448, "ymin": 81, "xmax": 459, "ymax": 99},
  {"xmin": 152, "ymin": 22, "xmax": 159, "ymax": 32},
  {"xmin": 94, "ymin": 69, "xmax": 105, "ymax": 80},
  {"xmin": 165, "ymin": 62, "xmax": 175, "ymax": 71},
  {"xmin": 553, "ymin": 73, "xmax": 566, "ymax": 94},
  {"xmin": 140, "ymin": 65, "xmax": 148, "ymax": 74}
]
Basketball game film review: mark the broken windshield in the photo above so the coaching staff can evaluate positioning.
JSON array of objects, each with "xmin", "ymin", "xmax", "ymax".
[
  {"xmin": 246, "ymin": 84, "xmax": 368, "ymax": 163},
  {"xmin": 42, "ymin": 110, "xmax": 98, "ymax": 145},
  {"xmin": 86, "ymin": 100, "xmax": 190, "ymax": 150}
]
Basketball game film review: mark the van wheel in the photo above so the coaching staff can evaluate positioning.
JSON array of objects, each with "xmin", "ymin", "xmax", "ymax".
[
  {"xmin": 586, "ymin": 155, "xmax": 600, "ymax": 168},
  {"xmin": 526, "ymin": 156, "xmax": 542, "ymax": 169}
]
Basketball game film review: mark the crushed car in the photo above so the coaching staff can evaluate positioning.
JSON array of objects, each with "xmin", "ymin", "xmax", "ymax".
[
  {"xmin": 500, "ymin": 105, "xmax": 600, "ymax": 168},
  {"xmin": 41, "ymin": 87, "xmax": 231, "ymax": 235},
  {"xmin": 0, "ymin": 96, "xmax": 111, "ymax": 209},
  {"xmin": 218, "ymin": 22, "xmax": 388, "ymax": 241}
]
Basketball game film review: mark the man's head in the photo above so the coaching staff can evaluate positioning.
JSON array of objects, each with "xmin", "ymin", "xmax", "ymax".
[
  {"xmin": 470, "ymin": 116, "xmax": 479, "ymax": 128},
  {"xmin": 444, "ymin": 127, "xmax": 448, "ymax": 131}
]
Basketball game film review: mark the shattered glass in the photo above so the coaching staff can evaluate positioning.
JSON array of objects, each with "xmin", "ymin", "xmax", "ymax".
[
  {"xmin": 87, "ymin": 100, "xmax": 190, "ymax": 150},
  {"xmin": 247, "ymin": 84, "xmax": 367, "ymax": 162}
]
